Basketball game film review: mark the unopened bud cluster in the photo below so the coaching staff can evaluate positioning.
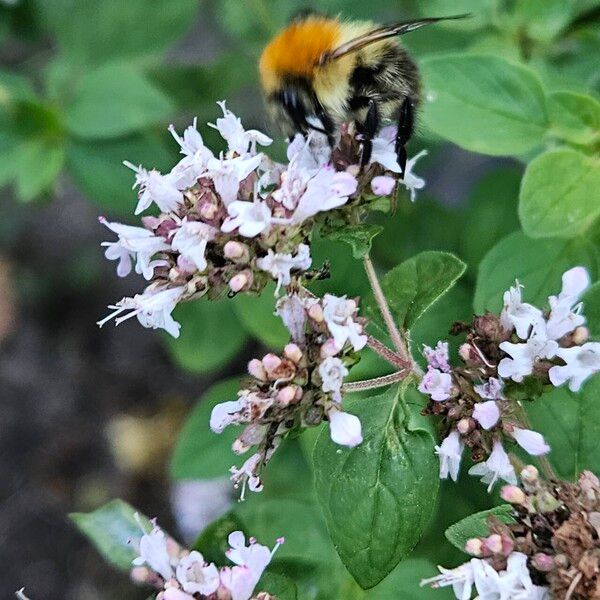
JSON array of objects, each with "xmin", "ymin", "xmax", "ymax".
[
  {"xmin": 97, "ymin": 103, "xmax": 425, "ymax": 338},
  {"xmin": 210, "ymin": 291, "xmax": 367, "ymax": 497},
  {"xmin": 420, "ymin": 267, "xmax": 599, "ymax": 490}
]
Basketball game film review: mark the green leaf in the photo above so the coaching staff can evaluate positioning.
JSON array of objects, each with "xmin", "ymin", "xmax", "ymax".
[
  {"xmin": 66, "ymin": 133, "xmax": 175, "ymax": 215},
  {"xmin": 583, "ymin": 282, "xmax": 600, "ymax": 339},
  {"xmin": 420, "ymin": 54, "xmax": 548, "ymax": 155},
  {"xmin": 257, "ymin": 572, "xmax": 298, "ymax": 600},
  {"xmin": 324, "ymin": 224, "xmax": 384, "ymax": 259},
  {"xmin": 14, "ymin": 137, "xmax": 64, "ymax": 202},
  {"xmin": 444, "ymin": 505, "xmax": 516, "ymax": 552},
  {"xmin": 520, "ymin": 150, "xmax": 600, "ymax": 239},
  {"xmin": 64, "ymin": 64, "xmax": 173, "ymax": 139},
  {"xmin": 512, "ymin": 0, "xmax": 573, "ymax": 42},
  {"xmin": 164, "ymin": 299, "xmax": 247, "ymax": 374},
  {"xmin": 474, "ymin": 231, "xmax": 599, "ymax": 313},
  {"xmin": 170, "ymin": 378, "xmax": 242, "ymax": 480},
  {"xmin": 233, "ymin": 285, "xmax": 289, "ymax": 348},
  {"xmin": 70, "ymin": 499, "xmax": 151, "ymax": 571},
  {"xmin": 547, "ymin": 91, "xmax": 600, "ymax": 146},
  {"xmin": 374, "ymin": 251, "xmax": 466, "ymax": 331},
  {"xmin": 313, "ymin": 384, "xmax": 439, "ymax": 589},
  {"xmin": 527, "ymin": 375, "xmax": 600, "ymax": 481},
  {"xmin": 34, "ymin": 0, "xmax": 198, "ymax": 66},
  {"xmin": 192, "ymin": 511, "xmax": 245, "ymax": 564}
]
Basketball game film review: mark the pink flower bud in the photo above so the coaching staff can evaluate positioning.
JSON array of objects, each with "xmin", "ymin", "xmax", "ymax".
[
  {"xmin": 277, "ymin": 385, "xmax": 298, "ymax": 405},
  {"xmin": 284, "ymin": 343, "xmax": 303, "ymax": 363},
  {"xmin": 573, "ymin": 326, "xmax": 589, "ymax": 345},
  {"xmin": 371, "ymin": 175, "xmax": 396, "ymax": 196},
  {"xmin": 464, "ymin": 538, "xmax": 484, "ymax": 557},
  {"xmin": 248, "ymin": 358, "xmax": 267, "ymax": 381},
  {"xmin": 229, "ymin": 271, "xmax": 252, "ymax": 292},
  {"xmin": 199, "ymin": 201, "xmax": 218, "ymax": 221},
  {"xmin": 164, "ymin": 589, "xmax": 195, "ymax": 600},
  {"xmin": 232, "ymin": 438, "xmax": 251, "ymax": 454},
  {"xmin": 224, "ymin": 241, "xmax": 249, "ymax": 262},
  {"xmin": 308, "ymin": 303, "xmax": 324, "ymax": 323},
  {"xmin": 320, "ymin": 338, "xmax": 341, "ymax": 359},
  {"xmin": 532, "ymin": 553, "xmax": 555, "ymax": 572},
  {"xmin": 262, "ymin": 353, "xmax": 282, "ymax": 374},
  {"xmin": 520, "ymin": 465, "xmax": 539, "ymax": 486},
  {"xmin": 131, "ymin": 566, "xmax": 151, "ymax": 584},
  {"xmin": 500, "ymin": 485, "xmax": 526, "ymax": 505},
  {"xmin": 459, "ymin": 343, "xmax": 471, "ymax": 362},
  {"xmin": 166, "ymin": 538, "xmax": 182, "ymax": 558},
  {"xmin": 483, "ymin": 534, "xmax": 503, "ymax": 555},
  {"xmin": 501, "ymin": 535, "xmax": 514, "ymax": 556},
  {"xmin": 456, "ymin": 418, "xmax": 473, "ymax": 434}
]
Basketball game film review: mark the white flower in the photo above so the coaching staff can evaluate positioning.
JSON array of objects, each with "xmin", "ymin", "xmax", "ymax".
[
  {"xmin": 436, "ymin": 430, "xmax": 464, "ymax": 481},
  {"xmin": 328, "ymin": 408, "xmax": 363, "ymax": 447},
  {"xmin": 500, "ymin": 282, "xmax": 544, "ymax": 339},
  {"xmin": 370, "ymin": 126, "xmax": 402, "ymax": 172},
  {"xmin": 418, "ymin": 367, "xmax": 453, "ymax": 402},
  {"xmin": 473, "ymin": 401, "xmax": 500, "ymax": 430},
  {"xmin": 15, "ymin": 589, "xmax": 31, "ymax": 600},
  {"xmin": 168, "ymin": 119, "xmax": 215, "ymax": 189},
  {"xmin": 124, "ymin": 162, "xmax": 182, "ymax": 215},
  {"xmin": 170, "ymin": 218, "xmax": 218, "ymax": 272},
  {"xmin": 221, "ymin": 199, "xmax": 272, "ymax": 238},
  {"xmin": 549, "ymin": 342, "xmax": 600, "ymax": 391},
  {"xmin": 276, "ymin": 293, "xmax": 307, "ymax": 343},
  {"xmin": 399, "ymin": 150, "xmax": 427, "ymax": 203},
  {"xmin": 256, "ymin": 244, "xmax": 312, "ymax": 293},
  {"xmin": 97, "ymin": 285, "xmax": 186, "ymax": 338},
  {"xmin": 169, "ymin": 118, "xmax": 209, "ymax": 158},
  {"xmin": 291, "ymin": 166, "xmax": 357, "ymax": 224},
  {"xmin": 322, "ymin": 294, "xmax": 367, "ymax": 351},
  {"xmin": 176, "ymin": 551, "xmax": 220, "ymax": 596},
  {"xmin": 163, "ymin": 590, "xmax": 194, "ymax": 600},
  {"xmin": 287, "ymin": 132, "xmax": 330, "ymax": 172},
  {"xmin": 421, "ymin": 561, "xmax": 474, "ymax": 600},
  {"xmin": 468, "ymin": 440, "xmax": 517, "ymax": 492},
  {"xmin": 100, "ymin": 217, "xmax": 170, "ymax": 280},
  {"xmin": 207, "ymin": 153, "xmax": 263, "ymax": 206},
  {"xmin": 545, "ymin": 266, "xmax": 590, "ymax": 340},
  {"xmin": 319, "ymin": 356, "xmax": 349, "ymax": 400},
  {"xmin": 511, "ymin": 427, "xmax": 550, "ymax": 456},
  {"xmin": 498, "ymin": 324, "xmax": 559, "ymax": 383},
  {"xmin": 423, "ymin": 341, "xmax": 451, "ymax": 372},
  {"xmin": 272, "ymin": 163, "xmax": 312, "ymax": 210},
  {"xmin": 474, "ymin": 377, "xmax": 504, "ymax": 400},
  {"xmin": 371, "ymin": 175, "xmax": 396, "ymax": 196},
  {"xmin": 209, "ymin": 101, "xmax": 272, "ymax": 156},
  {"xmin": 132, "ymin": 523, "xmax": 173, "ymax": 580},
  {"xmin": 230, "ymin": 453, "xmax": 264, "ymax": 498},
  {"xmin": 210, "ymin": 398, "xmax": 247, "ymax": 433}
]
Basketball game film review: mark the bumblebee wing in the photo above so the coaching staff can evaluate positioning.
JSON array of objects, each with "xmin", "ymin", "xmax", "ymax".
[{"xmin": 321, "ymin": 14, "xmax": 470, "ymax": 63}]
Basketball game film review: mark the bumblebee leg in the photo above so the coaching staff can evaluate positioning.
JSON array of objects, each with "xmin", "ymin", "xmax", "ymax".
[
  {"xmin": 395, "ymin": 98, "xmax": 414, "ymax": 178},
  {"xmin": 360, "ymin": 98, "xmax": 379, "ymax": 167}
]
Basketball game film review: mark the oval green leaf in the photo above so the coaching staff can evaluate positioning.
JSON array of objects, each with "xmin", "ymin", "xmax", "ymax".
[{"xmin": 547, "ymin": 91, "xmax": 600, "ymax": 146}]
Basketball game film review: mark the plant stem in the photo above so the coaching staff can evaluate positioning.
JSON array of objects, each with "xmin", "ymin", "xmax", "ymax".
[
  {"xmin": 366, "ymin": 335, "xmax": 411, "ymax": 370},
  {"xmin": 343, "ymin": 370, "xmax": 409, "ymax": 393},
  {"xmin": 362, "ymin": 254, "xmax": 412, "ymax": 365}
]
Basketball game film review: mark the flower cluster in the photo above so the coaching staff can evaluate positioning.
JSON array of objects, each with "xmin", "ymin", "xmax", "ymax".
[
  {"xmin": 419, "ymin": 267, "xmax": 598, "ymax": 490},
  {"xmin": 130, "ymin": 516, "xmax": 283, "ymax": 600},
  {"xmin": 210, "ymin": 291, "xmax": 367, "ymax": 497},
  {"xmin": 97, "ymin": 103, "xmax": 426, "ymax": 338},
  {"xmin": 424, "ymin": 465, "xmax": 600, "ymax": 599}
]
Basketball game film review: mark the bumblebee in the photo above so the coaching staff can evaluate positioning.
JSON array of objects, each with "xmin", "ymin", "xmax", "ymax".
[{"xmin": 259, "ymin": 11, "xmax": 467, "ymax": 174}]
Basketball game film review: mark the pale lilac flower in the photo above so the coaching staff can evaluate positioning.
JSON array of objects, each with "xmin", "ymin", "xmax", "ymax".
[
  {"xmin": 272, "ymin": 164, "xmax": 312, "ymax": 210},
  {"xmin": 124, "ymin": 162, "xmax": 183, "ymax": 215},
  {"xmin": 322, "ymin": 294, "xmax": 367, "ymax": 351},
  {"xmin": 371, "ymin": 175, "xmax": 396, "ymax": 196},
  {"xmin": 132, "ymin": 523, "xmax": 173, "ymax": 580},
  {"xmin": 498, "ymin": 324, "xmax": 559, "ymax": 382},
  {"xmin": 370, "ymin": 126, "xmax": 402, "ymax": 172},
  {"xmin": 399, "ymin": 150, "xmax": 427, "ymax": 202},
  {"xmin": 545, "ymin": 266, "xmax": 590, "ymax": 340},
  {"xmin": 319, "ymin": 356, "xmax": 349, "ymax": 400},
  {"xmin": 276, "ymin": 293, "xmax": 307, "ymax": 344},
  {"xmin": 210, "ymin": 398, "xmax": 247, "ymax": 433},
  {"xmin": 207, "ymin": 153, "xmax": 263, "ymax": 206},
  {"xmin": 256, "ymin": 244, "xmax": 312, "ymax": 293},
  {"xmin": 100, "ymin": 217, "xmax": 170, "ymax": 280},
  {"xmin": 423, "ymin": 341, "xmax": 451, "ymax": 372},
  {"xmin": 474, "ymin": 377, "xmax": 504, "ymax": 400},
  {"xmin": 287, "ymin": 131, "xmax": 330, "ymax": 171},
  {"xmin": 230, "ymin": 453, "xmax": 264, "ymax": 498},
  {"xmin": 549, "ymin": 342, "xmax": 600, "ymax": 391},
  {"xmin": 222, "ymin": 199, "xmax": 272, "ymax": 238},
  {"xmin": 291, "ymin": 166, "xmax": 357, "ymax": 224},
  {"xmin": 176, "ymin": 551, "xmax": 220, "ymax": 596},
  {"xmin": 421, "ymin": 562, "xmax": 474, "ymax": 600},
  {"xmin": 163, "ymin": 590, "xmax": 194, "ymax": 600},
  {"xmin": 511, "ymin": 427, "xmax": 550, "ymax": 456},
  {"xmin": 418, "ymin": 367, "xmax": 453, "ymax": 402},
  {"xmin": 97, "ymin": 285, "xmax": 186, "ymax": 338},
  {"xmin": 468, "ymin": 440, "xmax": 517, "ymax": 492},
  {"xmin": 473, "ymin": 401, "xmax": 500, "ymax": 430},
  {"xmin": 500, "ymin": 282, "xmax": 543, "ymax": 339},
  {"xmin": 435, "ymin": 430, "xmax": 464, "ymax": 481},
  {"xmin": 170, "ymin": 218, "xmax": 218, "ymax": 272},
  {"xmin": 328, "ymin": 408, "xmax": 363, "ymax": 447},
  {"xmin": 209, "ymin": 101, "xmax": 272, "ymax": 156}
]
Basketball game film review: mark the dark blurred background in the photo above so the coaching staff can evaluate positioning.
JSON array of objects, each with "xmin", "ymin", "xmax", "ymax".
[{"xmin": 1, "ymin": 0, "xmax": 598, "ymax": 598}]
